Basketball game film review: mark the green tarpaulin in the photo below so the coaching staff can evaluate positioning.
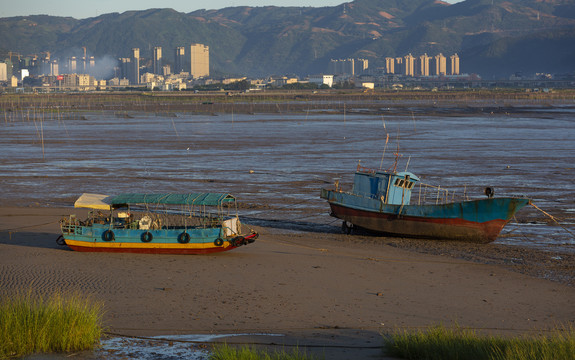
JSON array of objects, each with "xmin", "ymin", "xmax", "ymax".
[{"xmin": 107, "ymin": 193, "xmax": 236, "ymax": 206}]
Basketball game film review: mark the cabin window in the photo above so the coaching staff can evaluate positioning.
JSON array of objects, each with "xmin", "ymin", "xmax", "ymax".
[{"xmin": 394, "ymin": 178, "xmax": 414, "ymax": 189}]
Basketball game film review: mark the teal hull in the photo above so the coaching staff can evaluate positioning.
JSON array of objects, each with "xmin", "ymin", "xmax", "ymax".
[
  {"xmin": 321, "ymin": 189, "xmax": 530, "ymax": 243},
  {"xmin": 61, "ymin": 224, "xmax": 257, "ymax": 254}
]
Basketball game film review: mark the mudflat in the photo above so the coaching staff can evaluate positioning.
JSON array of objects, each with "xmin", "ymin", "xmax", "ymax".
[{"xmin": 1, "ymin": 206, "xmax": 573, "ymax": 359}]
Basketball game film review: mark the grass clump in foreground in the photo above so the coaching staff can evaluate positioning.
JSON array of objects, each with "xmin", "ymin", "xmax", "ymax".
[
  {"xmin": 384, "ymin": 324, "xmax": 575, "ymax": 360},
  {"xmin": 210, "ymin": 343, "xmax": 321, "ymax": 360},
  {"xmin": 0, "ymin": 290, "xmax": 104, "ymax": 359}
]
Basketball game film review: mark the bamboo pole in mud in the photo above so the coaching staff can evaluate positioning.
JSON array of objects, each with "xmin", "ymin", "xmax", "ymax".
[{"xmin": 40, "ymin": 109, "xmax": 45, "ymax": 160}]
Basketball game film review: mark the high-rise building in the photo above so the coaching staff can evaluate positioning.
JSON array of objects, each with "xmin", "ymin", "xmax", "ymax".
[
  {"xmin": 50, "ymin": 60, "xmax": 59, "ymax": 76},
  {"xmin": 174, "ymin": 47, "xmax": 185, "ymax": 74},
  {"xmin": 433, "ymin": 53, "xmax": 447, "ymax": 76},
  {"xmin": 81, "ymin": 47, "xmax": 88, "ymax": 74},
  {"xmin": 87, "ymin": 56, "xmax": 95, "ymax": 75},
  {"xmin": 189, "ymin": 43, "xmax": 209, "ymax": 78},
  {"xmin": 3, "ymin": 59, "xmax": 13, "ymax": 80},
  {"xmin": 119, "ymin": 58, "xmax": 131, "ymax": 80},
  {"xmin": 328, "ymin": 59, "xmax": 353, "ymax": 75},
  {"xmin": 40, "ymin": 52, "xmax": 51, "ymax": 75},
  {"xmin": 395, "ymin": 57, "xmax": 404, "ymax": 75},
  {"xmin": 68, "ymin": 57, "xmax": 77, "ymax": 74},
  {"xmin": 384, "ymin": 53, "xmax": 460, "ymax": 77},
  {"xmin": 355, "ymin": 59, "xmax": 368, "ymax": 75},
  {"xmin": 0, "ymin": 62, "xmax": 7, "ymax": 81},
  {"xmin": 449, "ymin": 54, "xmax": 460, "ymax": 75},
  {"xmin": 131, "ymin": 48, "xmax": 140, "ymax": 84},
  {"xmin": 153, "ymin": 47, "xmax": 162, "ymax": 75},
  {"xmin": 417, "ymin": 53, "xmax": 431, "ymax": 76},
  {"xmin": 403, "ymin": 54, "xmax": 415, "ymax": 77},
  {"xmin": 328, "ymin": 58, "xmax": 368, "ymax": 76},
  {"xmin": 328, "ymin": 59, "xmax": 339, "ymax": 74},
  {"xmin": 385, "ymin": 57, "xmax": 395, "ymax": 74}
]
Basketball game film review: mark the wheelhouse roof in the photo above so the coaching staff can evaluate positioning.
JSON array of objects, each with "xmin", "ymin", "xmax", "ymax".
[
  {"xmin": 356, "ymin": 170, "xmax": 420, "ymax": 182},
  {"xmin": 395, "ymin": 171, "xmax": 420, "ymax": 181}
]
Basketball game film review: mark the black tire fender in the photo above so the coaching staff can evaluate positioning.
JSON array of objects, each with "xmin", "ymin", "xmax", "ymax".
[
  {"xmin": 102, "ymin": 229, "xmax": 115, "ymax": 241},
  {"xmin": 56, "ymin": 235, "xmax": 66, "ymax": 246},
  {"xmin": 178, "ymin": 232, "xmax": 191, "ymax": 244},
  {"xmin": 141, "ymin": 231, "xmax": 153, "ymax": 243}
]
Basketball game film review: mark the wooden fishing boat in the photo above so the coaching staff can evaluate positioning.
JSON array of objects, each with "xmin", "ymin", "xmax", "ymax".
[
  {"xmin": 59, "ymin": 192, "xmax": 258, "ymax": 254},
  {"xmin": 320, "ymin": 164, "xmax": 530, "ymax": 243}
]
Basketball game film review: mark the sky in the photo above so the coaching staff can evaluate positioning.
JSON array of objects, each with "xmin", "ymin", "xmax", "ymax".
[{"xmin": 1, "ymin": 0, "xmax": 463, "ymax": 19}]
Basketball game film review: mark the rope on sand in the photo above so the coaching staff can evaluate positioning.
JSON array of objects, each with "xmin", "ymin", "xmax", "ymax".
[
  {"xmin": 530, "ymin": 201, "xmax": 575, "ymax": 238},
  {"xmin": 0, "ymin": 220, "xmax": 60, "ymax": 232}
]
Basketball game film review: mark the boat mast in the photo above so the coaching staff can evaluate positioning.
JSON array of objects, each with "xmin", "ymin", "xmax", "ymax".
[{"xmin": 392, "ymin": 126, "xmax": 401, "ymax": 173}]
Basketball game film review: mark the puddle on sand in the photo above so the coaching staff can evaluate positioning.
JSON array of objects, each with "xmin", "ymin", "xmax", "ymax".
[
  {"xmin": 98, "ymin": 333, "xmax": 283, "ymax": 359},
  {"xmin": 24, "ymin": 334, "xmax": 283, "ymax": 360}
]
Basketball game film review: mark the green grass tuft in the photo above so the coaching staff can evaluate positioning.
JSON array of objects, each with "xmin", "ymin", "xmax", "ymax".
[
  {"xmin": 383, "ymin": 324, "xmax": 575, "ymax": 360},
  {"xmin": 0, "ymin": 289, "xmax": 104, "ymax": 359},
  {"xmin": 209, "ymin": 343, "xmax": 321, "ymax": 360}
]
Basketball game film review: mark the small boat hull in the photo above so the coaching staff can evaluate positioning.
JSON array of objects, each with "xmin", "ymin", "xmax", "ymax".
[
  {"xmin": 64, "ymin": 242, "xmax": 250, "ymax": 254},
  {"xmin": 322, "ymin": 189, "xmax": 530, "ymax": 243},
  {"xmin": 61, "ymin": 225, "xmax": 258, "ymax": 254},
  {"xmin": 60, "ymin": 192, "xmax": 257, "ymax": 254}
]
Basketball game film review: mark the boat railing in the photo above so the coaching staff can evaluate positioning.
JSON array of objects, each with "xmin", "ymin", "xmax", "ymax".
[
  {"xmin": 414, "ymin": 183, "xmax": 455, "ymax": 205},
  {"xmin": 62, "ymin": 211, "xmax": 229, "ymax": 232},
  {"xmin": 356, "ymin": 164, "xmax": 378, "ymax": 174},
  {"xmin": 356, "ymin": 164, "xmax": 398, "ymax": 175},
  {"xmin": 60, "ymin": 215, "xmax": 84, "ymax": 235}
]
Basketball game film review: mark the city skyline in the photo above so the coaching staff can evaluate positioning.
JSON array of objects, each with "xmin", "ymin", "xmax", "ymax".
[
  {"xmin": 2, "ymin": 0, "xmax": 569, "ymax": 81},
  {"xmin": 3, "ymin": 47, "xmax": 460, "ymax": 81},
  {"xmin": 2, "ymin": 0, "xmax": 463, "ymax": 19}
]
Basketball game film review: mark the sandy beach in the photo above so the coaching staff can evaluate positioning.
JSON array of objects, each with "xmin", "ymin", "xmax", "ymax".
[{"xmin": 1, "ymin": 205, "xmax": 574, "ymax": 359}]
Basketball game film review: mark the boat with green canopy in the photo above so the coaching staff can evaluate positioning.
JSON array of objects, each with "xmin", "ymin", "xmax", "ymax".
[{"xmin": 59, "ymin": 192, "xmax": 258, "ymax": 254}]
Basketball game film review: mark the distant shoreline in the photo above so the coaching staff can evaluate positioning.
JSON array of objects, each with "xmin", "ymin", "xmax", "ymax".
[{"xmin": 2, "ymin": 89, "xmax": 575, "ymax": 116}]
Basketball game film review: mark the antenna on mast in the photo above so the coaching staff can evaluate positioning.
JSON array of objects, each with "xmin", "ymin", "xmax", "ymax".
[
  {"xmin": 405, "ymin": 156, "xmax": 411, "ymax": 172},
  {"xmin": 379, "ymin": 115, "xmax": 389, "ymax": 170},
  {"xmin": 379, "ymin": 133, "xmax": 389, "ymax": 170}
]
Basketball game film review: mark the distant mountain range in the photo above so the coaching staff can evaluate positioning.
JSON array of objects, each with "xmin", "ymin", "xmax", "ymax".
[{"xmin": 1, "ymin": 0, "xmax": 575, "ymax": 78}]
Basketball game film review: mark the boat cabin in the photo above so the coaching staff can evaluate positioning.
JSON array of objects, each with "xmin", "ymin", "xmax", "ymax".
[{"xmin": 352, "ymin": 170, "xmax": 420, "ymax": 205}]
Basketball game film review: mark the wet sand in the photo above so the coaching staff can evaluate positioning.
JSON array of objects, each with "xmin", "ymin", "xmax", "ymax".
[{"xmin": 1, "ymin": 206, "xmax": 574, "ymax": 359}]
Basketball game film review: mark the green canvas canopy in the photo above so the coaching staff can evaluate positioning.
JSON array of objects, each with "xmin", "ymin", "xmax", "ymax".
[{"xmin": 107, "ymin": 193, "xmax": 236, "ymax": 207}]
